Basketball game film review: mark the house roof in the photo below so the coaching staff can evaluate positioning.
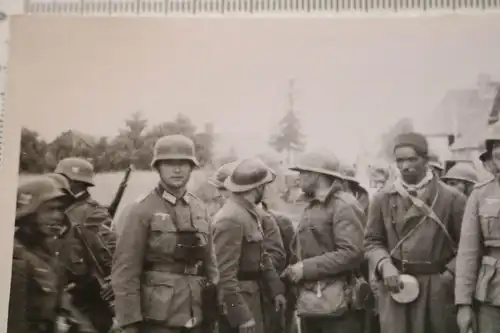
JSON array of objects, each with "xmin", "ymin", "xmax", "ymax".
[{"xmin": 419, "ymin": 86, "xmax": 498, "ymax": 151}]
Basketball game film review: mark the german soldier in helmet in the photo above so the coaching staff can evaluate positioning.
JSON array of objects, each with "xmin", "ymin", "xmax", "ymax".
[
  {"xmin": 8, "ymin": 176, "xmax": 77, "ymax": 333},
  {"xmin": 54, "ymin": 157, "xmax": 117, "ymax": 333},
  {"xmin": 282, "ymin": 151, "xmax": 365, "ymax": 333},
  {"xmin": 111, "ymin": 134, "xmax": 218, "ymax": 333},
  {"xmin": 441, "ymin": 162, "xmax": 479, "ymax": 197},
  {"xmin": 455, "ymin": 124, "xmax": 500, "ymax": 333},
  {"xmin": 364, "ymin": 132, "xmax": 466, "ymax": 333},
  {"xmin": 210, "ymin": 160, "xmax": 295, "ymax": 333},
  {"xmin": 213, "ymin": 157, "xmax": 287, "ymax": 333}
]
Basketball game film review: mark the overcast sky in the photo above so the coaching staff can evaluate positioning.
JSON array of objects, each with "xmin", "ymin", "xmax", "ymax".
[{"xmin": 6, "ymin": 14, "xmax": 500, "ymax": 163}]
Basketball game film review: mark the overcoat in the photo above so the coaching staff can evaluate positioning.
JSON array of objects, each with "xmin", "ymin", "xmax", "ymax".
[
  {"xmin": 364, "ymin": 177, "xmax": 466, "ymax": 333},
  {"xmin": 213, "ymin": 196, "xmax": 284, "ymax": 333}
]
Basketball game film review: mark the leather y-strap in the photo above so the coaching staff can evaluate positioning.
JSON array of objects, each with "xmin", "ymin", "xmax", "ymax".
[{"xmin": 393, "ymin": 182, "xmax": 457, "ymax": 254}]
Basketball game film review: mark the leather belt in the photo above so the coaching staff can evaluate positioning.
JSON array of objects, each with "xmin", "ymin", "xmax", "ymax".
[
  {"xmin": 147, "ymin": 262, "xmax": 204, "ymax": 276},
  {"xmin": 392, "ymin": 257, "xmax": 449, "ymax": 275},
  {"xmin": 237, "ymin": 271, "xmax": 261, "ymax": 281}
]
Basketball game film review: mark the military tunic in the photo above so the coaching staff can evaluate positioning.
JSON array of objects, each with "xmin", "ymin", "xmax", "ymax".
[
  {"xmin": 291, "ymin": 185, "xmax": 365, "ymax": 333},
  {"xmin": 213, "ymin": 196, "xmax": 285, "ymax": 333},
  {"xmin": 455, "ymin": 177, "xmax": 500, "ymax": 332},
  {"xmin": 111, "ymin": 184, "xmax": 218, "ymax": 332},
  {"xmin": 262, "ymin": 206, "xmax": 297, "ymax": 333},
  {"xmin": 61, "ymin": 194, "xmax": 117, "ymax": 333},
  {"xmin": 8, "ymin": 239, "xmax": 64, "ymax": 333},
  {"xmin": 364, "ymin": 177, "xmax": 466, "ymax": 333},
  {"xmin": 257, "ymin": 204, "xmax": 288, "ymax": 333}
]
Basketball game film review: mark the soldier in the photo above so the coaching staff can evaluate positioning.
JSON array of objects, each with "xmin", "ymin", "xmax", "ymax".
[
  {"xmin": 441, "ymin": 162, "xmax": 479, "ymax": 197},
  {"xmin": 340, "ymin": 164, "xmax": 370, "ymax": 218},
  {"xmin": 111, "ymin": 134, "xmax": 219, "ymax": 333},
  {"xmin": 364, "ymin": 132, "xmax": 467, "ymax": 333},
  {"xmin": 282, "ymin": 151, "xmax": 365, "ymax": 333},
  {"xmin": 208, "ymin": 161, "xmax": 239, "ymax": 213},
  {"xmin": 9, "ymin": 176, "xmax": 74, "ymax": 333},
  {"xmin": 455, "ymin": 131, "xmax": 500, "ymax": 333},
  {"xmin": 428, "ymin": 152, "xmax": 445, "ymax": 178},
  {"xmin": 213, "ymin": 157, "xmax": 287, "ymax": 333},
  {"xmin": 210, "ymin": 160, "xmax": 295, "ymax": 333},
  {"xmin": 54, "ymin": 157, "xmax": 117, "ymax": 333}
]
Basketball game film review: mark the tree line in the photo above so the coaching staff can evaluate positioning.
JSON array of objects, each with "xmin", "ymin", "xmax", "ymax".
[{"xmin": 19, "ymin": 111, "xmax": 216, "ymax": 174}]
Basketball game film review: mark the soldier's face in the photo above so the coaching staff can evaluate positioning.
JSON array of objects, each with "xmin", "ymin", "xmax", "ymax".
[
  {"xmin": 444, "ymin": 179, "xmax": 468, "ymax": 196},
  {"xmin": 157, "ymin": 160, "xmax": 192, "ymax": 189},
  {"xmin": 35, "ymin": 199, "xmax": 66, "ymax": 237},
  {"xmin": 298, "ymin": 171, "xmax": 318, "ymax": 194},
  {"xmin": 394, "ymin": 146, "xmax": 427, "ymax": 184}
]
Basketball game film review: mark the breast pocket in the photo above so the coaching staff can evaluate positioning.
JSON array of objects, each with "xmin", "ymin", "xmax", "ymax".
[
  {"xmin": 148, "ymin": 213, "xmax": 177, "ymax": 255},
  {"xmin": 479, "ymin": 203, "xmax": 500, "ymax": 240},
  {"xmin": 240, "ymin": 231, "xmax": 264, "ymax": 271}
]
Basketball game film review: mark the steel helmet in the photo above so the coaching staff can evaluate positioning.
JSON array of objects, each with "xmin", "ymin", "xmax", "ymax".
[
  {"xmin": 151, "ymin": 134, "xmax": 199, "ymax": 168},
  {"xmin": 428, "ymin": 153, "xmax": 444, "ymax": 171},
  {"xmin": 289, "ymin": 152, "xmax": 343, "ymax": 179},
  {"xmin": 16, "ymin": 176, "xmax": 66, "ymax": 220},
  {"xmin": 224, "ymin": 157, "xmax": 276, "ymax": 193},
  {"xmin": 209, "ymin": 161, "xmax": 239, "ymax": 189},
  {"xmin": 55, "ymin": 157, "xmax": 95, "ymax": 187},
  {"xmin": 441, "ymin": 162, "xmax": 479, "ymax": 185},
  {"xmin": 340, "ymin": 164, "xmax": 359, "ymax": 184},
  {"xmin": 46, "ymin": 172, "xmax": 71, "ymax": 192}
]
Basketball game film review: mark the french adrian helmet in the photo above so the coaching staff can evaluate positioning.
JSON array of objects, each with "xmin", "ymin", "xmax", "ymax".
[
  {"xmin": 224, "ymin": 157, "xmax": 276, "ymax": 193},
  {"xmin": 55, "ymin": 157, "xmax": 95, "ymax": 187},
  {"xmin": 151, "ymin": 134, "xmax": 200, "ymax": 168},
  {"xmin": 441, "ymin": 162, "xmax": 479, "ymax": 185}
]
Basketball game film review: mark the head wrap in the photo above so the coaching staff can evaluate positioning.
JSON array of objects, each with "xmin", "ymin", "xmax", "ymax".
[{"xmin": 393, "ymin": 132, "xmax": 428, "ymax": 157}]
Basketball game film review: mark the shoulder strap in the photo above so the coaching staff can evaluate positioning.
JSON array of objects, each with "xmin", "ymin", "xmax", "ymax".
[{"xmin": 393, "ymin": 182, "xmax": 457, "ymax": 252}]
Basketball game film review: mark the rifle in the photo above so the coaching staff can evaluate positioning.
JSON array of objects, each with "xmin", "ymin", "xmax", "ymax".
[
  {"xmin": 73, "ymin": 224, "xmax": 115, "ymax": 314},
  {"xmin": 108, "ymin": 165, "xmax": 133, "ymax": 218}
]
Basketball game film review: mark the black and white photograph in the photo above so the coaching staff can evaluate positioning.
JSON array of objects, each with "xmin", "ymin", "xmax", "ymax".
[{"xmin": 2, "ymin": 4, "xmax": 500, "ymax": 333}]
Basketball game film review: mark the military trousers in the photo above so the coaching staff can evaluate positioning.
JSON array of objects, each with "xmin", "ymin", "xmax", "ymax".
[
  {"xmin": 299, "ymin": 311, "xmax": 362, "ymax": 333},
  {"xmin": 478, "ymin": 305, "xmax": 500, "ymax": 333}
]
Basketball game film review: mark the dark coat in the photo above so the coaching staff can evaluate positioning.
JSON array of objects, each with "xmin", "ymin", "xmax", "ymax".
[{"xmin": 364, "ymin": 177, "xmax": 467, "ymax": 333}]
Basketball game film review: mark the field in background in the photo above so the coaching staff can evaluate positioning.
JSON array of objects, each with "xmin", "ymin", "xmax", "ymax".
[{"xmin": 19, "ymin": 169, "xmax": 304, "ymax": 226}]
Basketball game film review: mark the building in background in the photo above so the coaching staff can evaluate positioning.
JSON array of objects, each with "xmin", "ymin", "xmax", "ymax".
[{"xmin": 419, "ymin": 73, "xmax": 500, "ymax": 172}]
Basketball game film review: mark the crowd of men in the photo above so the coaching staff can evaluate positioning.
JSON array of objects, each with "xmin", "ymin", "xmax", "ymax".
[{"xmin": 7, "ymin": 127, "xmax": 500, "ymax": 333}]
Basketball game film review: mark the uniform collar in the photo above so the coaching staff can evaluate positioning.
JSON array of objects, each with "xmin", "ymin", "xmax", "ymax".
[{"xmin": 156, "ymin": 183, "xmax": 189, "ymax": 205}]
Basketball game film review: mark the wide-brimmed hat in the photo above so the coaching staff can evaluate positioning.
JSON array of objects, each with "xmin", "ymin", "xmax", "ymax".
[{"xmin": 289, "ymin": 151, "xmax": 344, "ymax": 179}]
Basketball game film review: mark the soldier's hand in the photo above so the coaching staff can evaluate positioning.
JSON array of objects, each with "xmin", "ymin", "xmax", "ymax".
[
  {"xmin": 381, "ymin": 261, "xmax": 403, "ymax": 293},
  {"xmin": 239, "ymin": 319, "xmax": 256, "ymax": 333},
  {"xmin": 457, "ymin": 305, "xmax": 476, "ymax": 333},
  {"xmin": 274, "ymin": 294, "xmax": 287, "ymax": 312}
]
